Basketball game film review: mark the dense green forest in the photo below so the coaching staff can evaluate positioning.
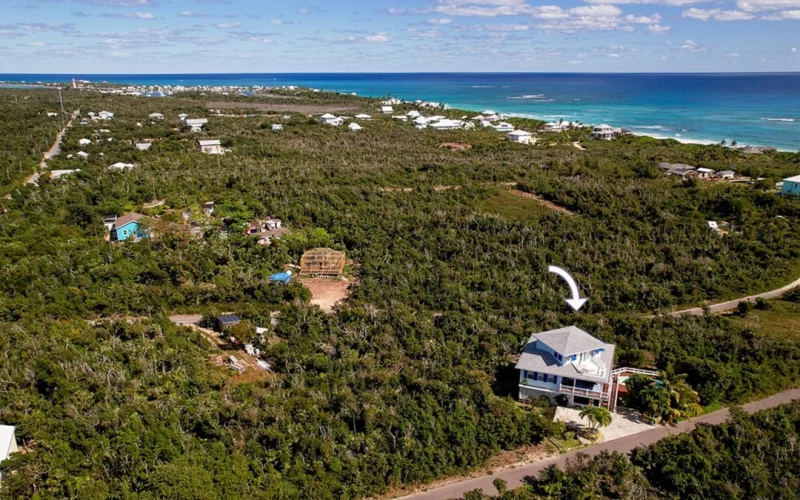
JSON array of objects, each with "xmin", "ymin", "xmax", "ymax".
[
  {"xmin": 0, "ymin": 87, "xmax": 799, "ymax": 499},
  {"xmin": 463, "ymin": 400, "xmax": 800, "ymax": 499}
]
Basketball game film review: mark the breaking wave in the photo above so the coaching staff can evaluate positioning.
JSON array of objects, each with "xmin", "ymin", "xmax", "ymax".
[{"xmin": 762, "ymin": 117, "xmax": 795, "ymax": 122}]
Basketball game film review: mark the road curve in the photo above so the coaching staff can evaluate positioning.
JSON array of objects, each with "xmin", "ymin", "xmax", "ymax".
[
  {"xmin": 666, "ymin": 276, "xmax": 800, "ymax": 316},
  {"xmin": 397, "ymin": 388, "xmax": 800, "ymax": 500}
]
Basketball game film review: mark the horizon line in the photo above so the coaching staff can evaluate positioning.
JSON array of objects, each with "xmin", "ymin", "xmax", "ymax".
[{"xmin": 2, "ymin": 71, "xmax": 800, "ymax": 77}]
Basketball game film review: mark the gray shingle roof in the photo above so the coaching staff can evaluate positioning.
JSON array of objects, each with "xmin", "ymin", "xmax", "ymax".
[
  {"xmin": 514, "ymin": 341, "xmax": 615, "ymax": 384},
  {"xmin": 533, "ymin": 326, "xmax": 606, "ymax": 357}
]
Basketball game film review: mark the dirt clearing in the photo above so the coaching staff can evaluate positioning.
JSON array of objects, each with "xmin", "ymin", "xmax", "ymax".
[
  {"xmin": 206, "ymin": 102, "xmax": 357, "ymax": 114},
  {"xmin": 301, "ymin": 277, "xmax": 352, "ymax": 313},
  {"xmin": 508, "ymin": 189, "xmax": 575, "ymax": 215}
]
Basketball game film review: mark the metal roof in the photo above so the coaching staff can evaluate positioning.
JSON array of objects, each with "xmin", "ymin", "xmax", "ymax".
[
  {"xmin": 532, "ymin": 326, "xmax": 607, "ymax": 357},
  {"xmin": 113, "ymin": 212, "xmax": 144, "ymax": 229}
]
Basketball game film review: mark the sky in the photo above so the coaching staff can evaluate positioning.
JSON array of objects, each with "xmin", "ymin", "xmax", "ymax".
[{"xmin": 0, "ymin": 0, "xmax": 798, "ymax": 73}]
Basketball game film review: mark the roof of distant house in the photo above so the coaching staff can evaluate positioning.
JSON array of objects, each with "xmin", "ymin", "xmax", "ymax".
[
  {"xmin": 784, "ymin": 175, "xmax": 800, "ymax": 183},
  {"xmin": 217, "ymin": 314, "xmax": 241, "ymax": 324},
  {"xmin": 198, "ymin": 139, "xmax": 221, "ymax": 147},
  {"xmin": 508, "ymin": 130, "xmax": 533, "ymax": 136},
  {"xmin": 113, "ymin": 212, "xmax": 144, "ymax": 229}
]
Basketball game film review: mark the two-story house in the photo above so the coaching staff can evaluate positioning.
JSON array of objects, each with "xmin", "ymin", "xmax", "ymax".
[{"xmin": 515, "ymin": 326, "xmax": 615, "ymax": 407}]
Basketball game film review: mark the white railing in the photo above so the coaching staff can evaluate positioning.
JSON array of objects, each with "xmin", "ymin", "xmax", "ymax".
[
  {"xmin": 558, "ymin": 384, "xmax": 608, "ymax": 400},
  {"xmin": 610, "ymin": 367, "xmax": 659, "ymax": 377}
]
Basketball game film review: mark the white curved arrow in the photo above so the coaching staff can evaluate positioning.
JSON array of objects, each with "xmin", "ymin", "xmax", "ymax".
[{"xmin": 548, "ymin": 265, "xmax": 588, "ymax": 311}]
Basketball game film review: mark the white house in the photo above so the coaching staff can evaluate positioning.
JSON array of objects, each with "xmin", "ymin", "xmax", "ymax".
[
  {"xmin": 79, "ymin": 138, "xmax": 92, "ymax": 146},
  {"xmin": 272, "ymin": 124, "xmax": 284, "ymax": 132},
  {"xmin": 381, "ymin": 105, "xmax": 394, "ymax": 114},
  {"xmin": 392, "ymin": 115, "xmax": 408, "ymax": 122},
  {"xmin": 107, "ymin": 162, "xmax": 136, "ymax": 171},
  {"xmin": 198, "ymin": 139, "xmax": 223, "ymax": 155},
  {"xmin": 429, "ymin": 119, "xmax": 463, "ymax": 131},
  {"xmin": 149, "ymin": 113, "xmax": 164, "ymax": 120},
  {"xmin": 543, "ymin": 122, "xmax": 568, "ymax": 132},
  {"xmin": 178, "ymin": 113, "xmax": 189, "ymax": 121},
  {"xmin": 98, "ymin": 111, "xmax": 114, "ymax": 121},
  {"xmin": 696, "ymin": 167, "xmax": 716, "ymax": 179},
  {"xmin": 348, "ymin": 123, "xmax": 363, "ymax": 132},
  {"xmin": 320, "ymin": 113, "xmax": 342, "ymax": 126},
  {"xmin": 591, "ymin": 124, "xmax": 621, "ymax": 140},
  {"xmin": 0, "ymin": 425, "xmax": 18, "ymax": 482},
  {"xmin": 77, "ymin": 151, "xmax": 90, "ymax": 159},
  {"xmin": 49, "ymin": 169, "xmax": 81, "ymax": 179},
  {"xmin": 515, "ymin": 326, "xmax": 616, "ymax": 406},
  {"xmin": 184, "ymin": 118, "xmax": 208, "ymax": 133},
  {"xmin": 355, "ymin": 114, "xmax": 372, "ymax": 121},
  {"xmin": 406, "ymin": 110, "xmax": 421, "ymax": 119},
  {"xmin": 508, "ymin": 130, "xmax": 535, "ymax": 144},
  {"xmin": 135, "ymin": 143, "xmax": 152, "ymax": 151},
  {"xmin": 782, "ymin": 175, "xmax": 800, "ymax": 196},
  {"xmin": 717, "ymin": 170, "xmax": 736, "ymax": 180},
  {"xmin": 494, "ymin": 122, "xmax": 515, "ymax": 133}
]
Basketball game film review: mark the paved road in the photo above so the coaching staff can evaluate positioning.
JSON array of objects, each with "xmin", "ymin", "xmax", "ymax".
[
  {"xmin": 399, "ymin": 388, "xmax": 800, "ymax": 500},
  {"xmin": 26, "ymin": 109, "xmax": 79, "ymax": 185},
  {"xmin": 667, "ymin": 276, "xmax": 800, "ymax": 316}
]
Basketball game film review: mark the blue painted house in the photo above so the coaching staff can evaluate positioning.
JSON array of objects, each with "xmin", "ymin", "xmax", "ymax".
[
  {"xmin": 111, "ymin": 212, "xmax": 149, "ymax": 242},
  {"xmin": 515, "ymin": 326, "xmax": 616, "ymax": 407},
  {"xmin": 782, "ymin": 175, "xmax": 800, "ymax": 196}
]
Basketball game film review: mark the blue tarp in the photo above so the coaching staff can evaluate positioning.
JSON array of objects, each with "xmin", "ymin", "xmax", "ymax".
[{"xmin": 269, "ymin": 272, "xmax": 293, "ymax": 284}]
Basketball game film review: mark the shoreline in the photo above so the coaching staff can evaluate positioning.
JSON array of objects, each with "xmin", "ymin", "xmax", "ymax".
[{"xmin": 1, "ymin": 76, "xmax": 795, "ymax": 152}]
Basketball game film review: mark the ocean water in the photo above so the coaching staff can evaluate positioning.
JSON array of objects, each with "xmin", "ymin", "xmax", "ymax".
[{"xmin": 2, "ymin": 73, "xmax": 799, "ymax": 151}]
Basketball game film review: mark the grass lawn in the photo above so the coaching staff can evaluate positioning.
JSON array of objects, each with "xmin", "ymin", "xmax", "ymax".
[
  {"xmin": 477, "ymin": 189, "xmax": 554, "ymax": 220},
  {"xmin": 729, "ymin": 300, "xmax": 800, "ymax": 341}
]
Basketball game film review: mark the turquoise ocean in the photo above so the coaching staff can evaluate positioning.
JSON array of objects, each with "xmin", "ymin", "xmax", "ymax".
[{"xmin": 2, "ymin": 73, "xmax": 799, "ymax": 151}]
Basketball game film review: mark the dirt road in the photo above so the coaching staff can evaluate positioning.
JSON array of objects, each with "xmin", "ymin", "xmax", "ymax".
[{"xmin": 398, "ymin": 388, "xmax": 800, "ymax": 500}]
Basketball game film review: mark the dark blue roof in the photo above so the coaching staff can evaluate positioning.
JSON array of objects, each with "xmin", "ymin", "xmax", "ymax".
[{"xmin": 217, "ymin": 314, "xmax": 241, "ymax": 324}]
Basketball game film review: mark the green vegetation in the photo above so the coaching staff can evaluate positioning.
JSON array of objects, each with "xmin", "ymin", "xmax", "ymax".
[
  {"xmin": 730, "ymin": 298, "xmax": 800, "ymax": 341},
  {"xmin": 464, "ymin": 401, "xmax": 800, "ymax": 499},
  {"xmin": 578, "ymin": 406, "xmax": 611, "ymax": 437},
  {"xmin": 0, "ymin": 86, "xmax": 799, "ymax": 498},
  {"xmin": 624, "ymin": 373, "xmax": 703, "ymax": 424}
]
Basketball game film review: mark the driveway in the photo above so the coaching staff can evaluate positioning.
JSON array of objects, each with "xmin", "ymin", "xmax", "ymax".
[{"xmin": 398, "ymin": 388, "xmax": 800, "ymax": 500}]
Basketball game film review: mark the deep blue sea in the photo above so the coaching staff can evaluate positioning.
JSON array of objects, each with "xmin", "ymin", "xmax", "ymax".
[{"xmin": 2, "ymin": 73, "xmax": 799, "ymax": 151}]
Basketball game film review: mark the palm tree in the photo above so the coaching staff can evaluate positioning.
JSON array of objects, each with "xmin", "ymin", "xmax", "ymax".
[{"xmin": 579, "ymin": 406, "xmax": 612, "ymax": 435}]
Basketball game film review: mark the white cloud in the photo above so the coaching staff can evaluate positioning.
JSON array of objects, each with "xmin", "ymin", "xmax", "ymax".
[
  {"xmin": 726, "ymin": 51, "xmax": 739, "ymax": 56},
  {"xmin": 682, "ymin": 8, "xmax": 755, "ymax": 20},
  {"xmin": 365, "ymin": 32, "xmax": 390, "ymax": 42},
  {"xmin": 178, "ymin": 11, "xmax": 203, "ymax": 18},
  {"xmin": 624, "ymin": 13, "xmax": 662, "ymax": 23},
  {"xmin": 681, "ymin": 39, "xmax": 708, "ymax": 51},
  {"xmin": 428, "ymin": 18, "xmax": 453, "ymax": 24},
  {"xmin": 584, "ymin": 0, "xmax": 705, "ymax": 5},
  {"xmin": 647, "ymin": 23, "xmax": 671, "ymax": 33},
  {"xmin": 216, "ymin": 22, "xmax": 240, "ymax": 29},
  {"xmin": 270, "ymin": 19, "xmax": 284, "ymax": 25},
  {"xmin": 482, "ymin": 23, "xmax": 530, "ymax": 30},
  {"xmin": 792, "ymin": 47, "xmax": 798, "ymax": 52},
  {"xmin": 568, "ymin": 5, "xmax": 623, "ymax": 16},
  {"xmin": 608, "ymin": 52, "xmax": 621, "ymax": 57},
  {"xmin": 737, "ymin": 0, "xmax": 800, "ymax": 12}
]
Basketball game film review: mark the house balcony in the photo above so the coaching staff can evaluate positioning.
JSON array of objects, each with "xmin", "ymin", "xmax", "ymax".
[{"xmin": 557, "ymin": 383, "xmax": 608, "ymax": 400}]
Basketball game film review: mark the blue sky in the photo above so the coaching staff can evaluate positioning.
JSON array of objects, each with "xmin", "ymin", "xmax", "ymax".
[{"xmin": 0, "ymin": 0, "xmax": 798, "ymax": 73}]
